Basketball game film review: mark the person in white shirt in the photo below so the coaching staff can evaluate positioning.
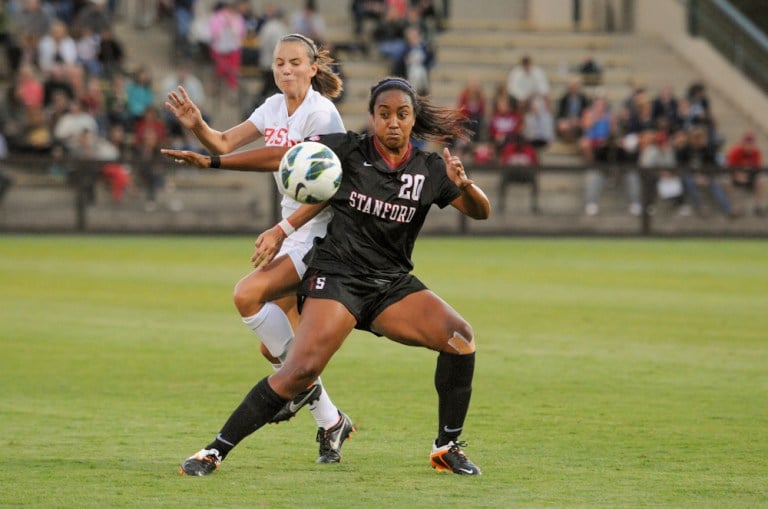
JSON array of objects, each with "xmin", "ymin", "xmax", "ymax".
[
  {"xmin": 37, "ymin": 20, "xmax": 78, "ymax": 74},
  {"xmin": 165, "ymin": 33, "xmax": 354, "ymax": 470},
  {"xmin": 506, "ymin": 54, "xmax": 550, "ymax": 106}
]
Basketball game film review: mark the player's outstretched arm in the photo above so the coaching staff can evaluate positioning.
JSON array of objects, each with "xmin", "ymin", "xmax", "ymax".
[
  {"xmin": 165, "ymin": 86, "xmax": 261, "ymax": 155},
  {"xmin": 160, "ymin": 146, "xmax": 288, "ymax": 172},
  {"xmin": 443, "ymin": 147, "xmax": 491, "ymax": 219}
]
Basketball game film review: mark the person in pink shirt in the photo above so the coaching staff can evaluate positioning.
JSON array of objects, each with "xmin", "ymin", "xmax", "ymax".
[{"xmin": 208, "ymin": 1, "xmax": 247, "ymax": 99}]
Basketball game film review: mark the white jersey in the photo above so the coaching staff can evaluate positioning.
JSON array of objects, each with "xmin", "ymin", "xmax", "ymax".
[{"xmin": 248, "ymin": 87, "xmax": 345, "ymax": 244}]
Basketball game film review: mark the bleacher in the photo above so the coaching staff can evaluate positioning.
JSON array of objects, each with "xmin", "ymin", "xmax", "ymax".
[{"xmin": 2, "ymin": 0, "xmax": 767, "ymax": 236}]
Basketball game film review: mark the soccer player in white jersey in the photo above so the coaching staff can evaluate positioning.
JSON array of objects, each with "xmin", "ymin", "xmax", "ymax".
[{"xmin": 165, "ymin": 34, "xmax": 354, "ymax": 471}]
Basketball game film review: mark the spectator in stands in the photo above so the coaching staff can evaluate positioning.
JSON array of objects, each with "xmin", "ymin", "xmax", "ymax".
[
  {"xmin": 675, "ymin": 125, "xmax": 737, "ymax": 218},
  {"xmin": 725, "ymin": 131, "xmax": 767, "ymax": 216},
  {"xmin": 97, "ymin": 26, "xmax": 124, "ymax": 78},
  {"xmin": 80, "ymin": 74, "xmax": 108, "ymax": 132},
  {"xmin": 454, "ymin": 78, "xmax": 486, "ymax": 157},
  {"xmin": 290, "ymin": 0, "xmax": 326, "ymax": 47},
  {"xmin": 14, "ymin": 63, "xmax": 44, "ymax": 111},
  {"xmin": 208, "ymin": 0, "xmax": 246, "ymax": 102},
  {"xmin": 37, "ymin": 19, "xmax": 78, "ymax": 74},
  {"xmin": 106, "ymin": 119, "xmax": 133, "ymax": 161},
  {"xmin": 497, "ymin": 132, "xmax": 539, "ymax": 214},
  {"xmin": 73, "ymin": 0, "xmax": 113, "ymax": 36},
  {"xmin": 0, "ymin": 134, "xmax": 12, "ymax": 204},
  {"xmin": 0, "ymin": 1, "xmax": 10, "ymax": 64},
  {"xmin": 6, "ymin": 0, "xmax": 52, "ymax": 73},
  {"xmin": 133, "ymin": 105, "xmax": 167, "ymax": 209},
  {"xmin": 577, "ymin": 54, "xmax": 602, "ymax": 86},
  {"xmin": 161, "ymin": 61, "xmax": 208, "ymax": 148},
  {"xmin": 579, "ymin": 95, "xmax": 615, "ymax": 166},
  {"xmin": 70, "ymin": 126, "xmax": 131, "ymax": 202},
  {"xmin": 639, "ymin": 129, "xmax": 685, "ymax": 214},
  {"xmin": 373, "ymin": 4, "xmax": 407, "ymax": 59},
  {"xmin": 75, "ymin": 24, "xmax": 102, "ymax": 77},
  {"xmin": 351, "ymin": 0, "xmax": 386, "ymax": 37},
  {"xmin": 686, "ymin": 81, "xmax": 727, "ymax": 148},
  {"xmin": 53, "ymin": 98, "xmax": 99, "ymax": 151},
  {"xmin": 125, "ymin": 65, "xmax": 154, "ymax": 128},
  {"xmin": 49, "ymin": 0, "xmax": 76, "ymax": 25},
  {"xmin": 42, "ymin": 62, "xmax": 75, "ymax": 106},
  {"xmin": 103, "ymin": 71, "xmax": 130, "ymax": 129},
  {"xmin": 45, "ymin": 88, "xmax": 72, "ymax": 129},
  {"xmin": 392, "ymin": 25, "xmax": 433, "ymax": 95},
  {"xmin": 506, "ymin": 54, "xmax": 550, "ymax": 107},
  {"xmin": 555, "ymin": 76, "xmax": 590, "ymax": 143},
  {"xmin": 488, "ymin": 93, "xmax": 523, "ymax": 157},
  {"xmin": 651, "ymin": 85, "xmax": 680, "ymax": 134},
  {"xmin": 173, "ymin": 0, "xmax": 197, "ymax": 59},
  {"xmin": 523, "ymin": 93, "xmax": 554, "ymax": 151},
  {"xmin": 685, "ymin": 81, "xmax": 712, "ymax": 128},
  {"xmin": 0, "ymin": 81, "xmax": 27, "ymax": 152},
  {"xmin": 581, "ymin": 96, "xmax": 641, "ymax": 216},
  {"xmin": 257, "ymin": 4, "xmax": 289, "ymax": 100},
  {"xmin": 616, "ymin": 89, "xmax": 654, "ymax": 165}
]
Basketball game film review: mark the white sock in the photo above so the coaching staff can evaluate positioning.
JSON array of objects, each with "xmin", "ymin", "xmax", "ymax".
[
  {"xmin": 308, "ymin": 377, "xmax": 342, "ymax": 430},
  {"xmin": 244, "ymin": 304, "xmax": 340, "ymax": 429},
  {"xmin": 242, "ymin": 302, "xmax": 293, "ymax": 359}
]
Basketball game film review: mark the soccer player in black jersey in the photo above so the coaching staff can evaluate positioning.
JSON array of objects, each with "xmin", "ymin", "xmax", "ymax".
[{"xmin": 163, "ymin": 77, "xmax": 491, "ymax": 475}]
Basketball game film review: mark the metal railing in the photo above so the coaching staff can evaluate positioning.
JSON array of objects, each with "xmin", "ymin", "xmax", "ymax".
[
  {"xmin": 687, "ymin": 0, "xmax": 768, "ymax": 94},
  {"xmin": 3, "ymin": 155, "xmax": 766, "ymax": 237}
]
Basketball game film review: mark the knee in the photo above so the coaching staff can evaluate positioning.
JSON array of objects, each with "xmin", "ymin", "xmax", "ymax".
[
  {"xmin": 233, "ymin": 277, "xmax": 267, "ymax": 316},
  {"xmin": 271, "ymin": 360, "xmax": 321, "ymax": 396},
  {"xmin": 445, "ymin": 320, "xmax": 475, "ymax": 354}
]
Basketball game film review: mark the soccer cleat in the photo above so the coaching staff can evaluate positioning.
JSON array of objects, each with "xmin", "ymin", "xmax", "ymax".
[
  {"xmin": 179, "ymin": 448, "xmax": 222, "ymax": 476},
  {"xmin": 269, "ymin": 384, "xmax": 323, "ymax": 424},
  {"xmin": 316, "ymin": 411, "xmax": 355, "ymax": 463},
  {"xmin": 430, "ymin": 441, "xmax": 482, "ymax": 475}
]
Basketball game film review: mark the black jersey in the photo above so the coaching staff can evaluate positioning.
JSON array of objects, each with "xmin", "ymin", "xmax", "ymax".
[{"xmin": 304, "ymin": 131, "xmax": 461, "ymax": 276}]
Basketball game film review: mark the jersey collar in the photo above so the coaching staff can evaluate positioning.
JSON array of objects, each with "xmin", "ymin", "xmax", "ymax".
[{"xmin": 373, "ymin": 135, "xmax": 413, "ymax": 171}]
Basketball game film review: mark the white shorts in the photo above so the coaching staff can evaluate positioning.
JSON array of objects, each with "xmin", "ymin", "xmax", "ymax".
[{"xmin": 279, "ymin": 235, "xmax": 315, "ymax": 279}]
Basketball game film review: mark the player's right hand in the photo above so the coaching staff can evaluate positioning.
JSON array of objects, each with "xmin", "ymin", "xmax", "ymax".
[{"xmin": 251, "ymin": 226, "xmax": 285, "ymax": 268}]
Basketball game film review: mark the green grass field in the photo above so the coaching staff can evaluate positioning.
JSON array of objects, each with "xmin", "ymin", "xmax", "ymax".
[{"xmin": 1, "ymin": 235, "xmax": 766, "ymax": 508}]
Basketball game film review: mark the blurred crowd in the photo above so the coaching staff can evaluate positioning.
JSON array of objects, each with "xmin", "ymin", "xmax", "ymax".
[
  {"xmin": 1, "ymin": 0, "xmax": 764, "ymax": 218},
  {"xmin": 451, "ymin": 53, "xmax": 767, "ymax": 218}
]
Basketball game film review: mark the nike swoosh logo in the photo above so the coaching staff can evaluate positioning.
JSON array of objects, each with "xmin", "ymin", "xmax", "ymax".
[
  {"xmin": 458, "ymin": 468, "xmax": 475, "ymax": 474},
  {"xmin": 288, "ymin": 387, "xmax": 319, "ymax": 413},
  {"xmin": 363, "ymin": 161, "xmax": 373, "ymax": 166},
  {"xmin": 443, "ymin": 425, "xmax": 463, "ymax": 433}
]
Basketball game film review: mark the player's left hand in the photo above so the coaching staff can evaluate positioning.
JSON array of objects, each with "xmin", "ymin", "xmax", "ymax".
[
  {"xmin": 160, "ymin": 148, "xmax": 210, "ymax": 168},
  {"xmin": 251, "ymin": 226, "xmax": 286, "ymax": 268},
  {"xmin": 444, "ymin": 147, "xmax": 474, "ymax": 189}
]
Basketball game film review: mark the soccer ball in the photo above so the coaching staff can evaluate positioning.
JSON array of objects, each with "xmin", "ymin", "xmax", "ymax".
[{"xmin": 277, "ymin": 141, "xmax": 343, "ymax": 204}]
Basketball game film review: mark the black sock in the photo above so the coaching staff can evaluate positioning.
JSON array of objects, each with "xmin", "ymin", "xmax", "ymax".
[
  {"xmin": 434, "ymin": 351, "xmax": 475, "ymax": 447},
  {"xmin": 205, "ymin": 377, "xmax": 287, "ymax": 459}
]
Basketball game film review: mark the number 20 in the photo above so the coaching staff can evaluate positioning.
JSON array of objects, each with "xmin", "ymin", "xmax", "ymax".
[{"xmin": 399, "ymin": 174, "xmax": 425, "ymax": 200}]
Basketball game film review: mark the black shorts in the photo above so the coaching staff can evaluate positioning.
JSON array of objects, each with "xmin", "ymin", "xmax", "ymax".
[{"xmin": 298, "ymin": 269, "xmax": 427, "ymax": 333}]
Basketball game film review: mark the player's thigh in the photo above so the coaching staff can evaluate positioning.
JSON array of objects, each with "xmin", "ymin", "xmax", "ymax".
[
  {"xmin": 234, "ymin": 254, "xmax": 302, "ymax": 304},
  {"xmin": 272, "ymin": 298, "xmax": 357, "ymax": 395},
  {"xmin": 372, "ymin": 290, "xmax": 474, "ymax": 353}
]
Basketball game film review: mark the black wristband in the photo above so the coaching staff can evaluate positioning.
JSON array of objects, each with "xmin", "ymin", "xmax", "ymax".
[{"xmin": 210, "ymin": 155, "xmax": 221, "ymax": 168}]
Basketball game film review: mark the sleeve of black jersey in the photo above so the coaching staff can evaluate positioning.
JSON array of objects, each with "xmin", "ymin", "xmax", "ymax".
[
  {"xmin": 428, "ymin": 152, "xmax": 462, "ymax": 208},
  {"xmin": 305, "ymin": 131, "xmax": 359, "ymax": 162}
]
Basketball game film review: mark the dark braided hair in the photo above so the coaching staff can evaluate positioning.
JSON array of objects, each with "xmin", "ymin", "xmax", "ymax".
[
  {"xmin": 368, "ymin": 77, "xmax": 471, "ymax": 142},
  {"xmin": 279, "ymin": 33, "xmax": 343, "ymax": 100}
]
